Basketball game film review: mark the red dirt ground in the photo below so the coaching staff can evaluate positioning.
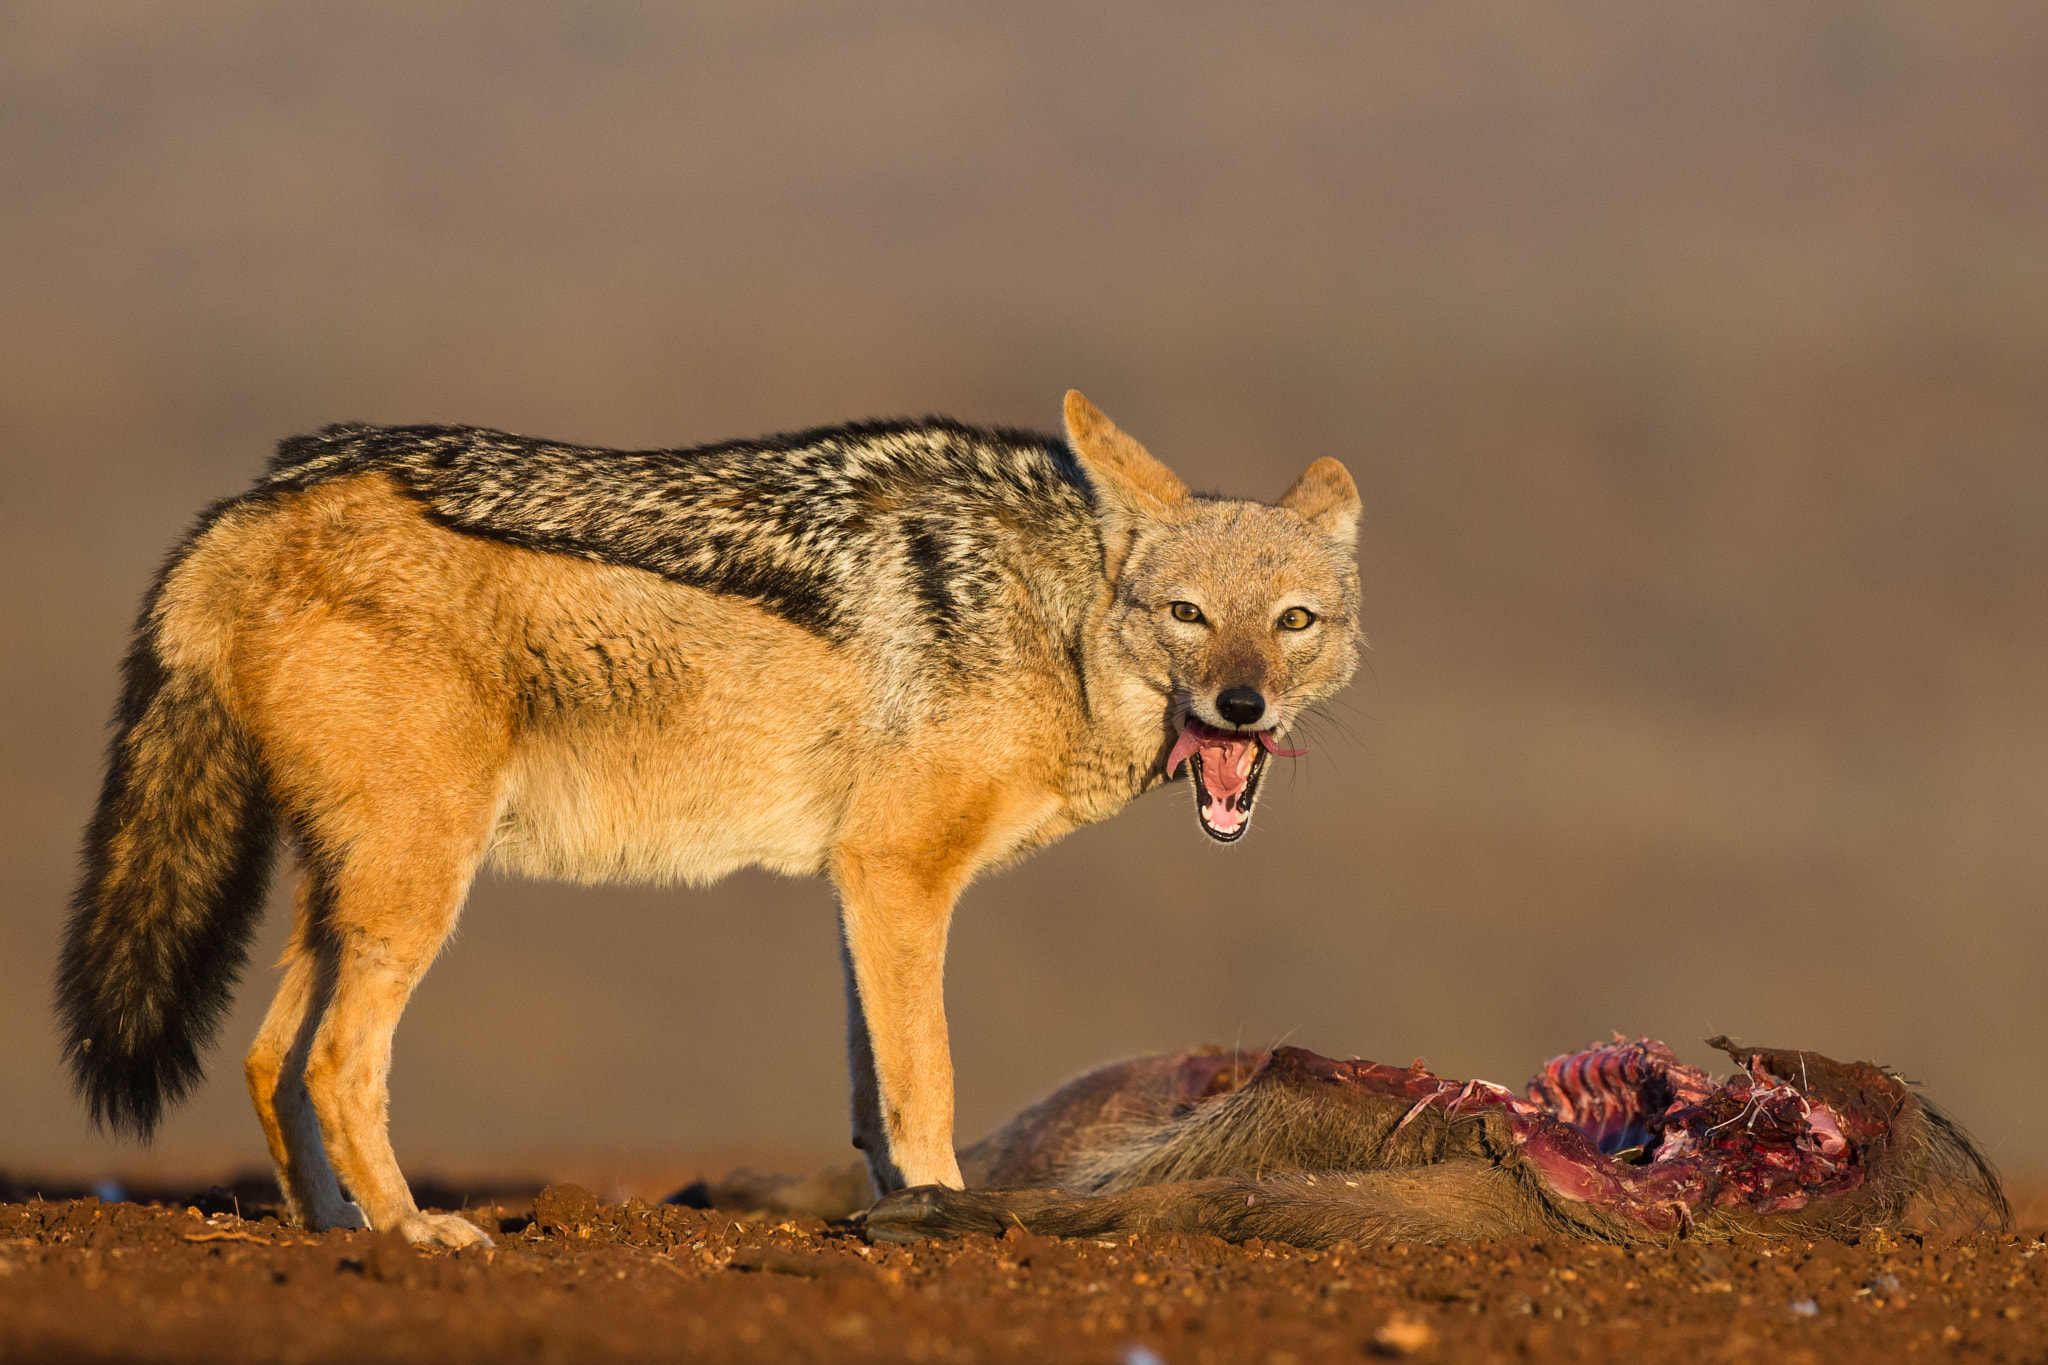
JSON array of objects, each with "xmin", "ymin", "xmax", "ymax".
[{"xmin": 2, "ymin": 1182, "xmax": 2043, "ymax": 1364}]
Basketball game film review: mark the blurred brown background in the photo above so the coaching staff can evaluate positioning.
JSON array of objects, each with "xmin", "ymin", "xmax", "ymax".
[{"xmin": 4, "ymin": 4, "xmax": 2045, "ymax": 1188}]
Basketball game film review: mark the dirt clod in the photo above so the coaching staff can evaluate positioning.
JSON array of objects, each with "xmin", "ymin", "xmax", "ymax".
[{"xmin": 530, "ymin": 1181, "xmax": 599, "ymax": 1235}]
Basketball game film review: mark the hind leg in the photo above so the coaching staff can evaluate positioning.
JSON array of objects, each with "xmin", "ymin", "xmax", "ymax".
[
  {"xmin": 299, "ymin": 828, "xmax": 493, "ymax": 1248},
  {"xmin": 241, "ymin": 602, "xmax": 513, "ymax": 1247},
  {"xmin": 244, "ymin": 869, "xmax": 363, "ymax": 1230}
]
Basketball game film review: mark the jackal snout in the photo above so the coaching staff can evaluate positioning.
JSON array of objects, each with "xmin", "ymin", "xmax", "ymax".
[
  {"xmin": 1188, "ymin": 653, "xmax": 1275, "ymax": 731},
  {"xmin": 1171, "ymin": 606, "xmax": 1319, "ymax": 736}
]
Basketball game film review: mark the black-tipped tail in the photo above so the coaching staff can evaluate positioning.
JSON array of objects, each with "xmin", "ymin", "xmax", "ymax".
[{"xmin": 55, "ymin": 625, "xmax": 277, "ymax": 1139}]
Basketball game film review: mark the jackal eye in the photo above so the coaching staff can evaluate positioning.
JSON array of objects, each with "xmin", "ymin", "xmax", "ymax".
[
  {"xmin": 1277, "ymin": 606, "xmax": 1316, "ymax": 631},
  {"xmin": 1169, "ymin": 601, "xmax": 1205, "ymax": 625}
]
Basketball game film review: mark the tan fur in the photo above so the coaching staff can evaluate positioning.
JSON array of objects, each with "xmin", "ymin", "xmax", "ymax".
[
  {"xmin": 184, "ymin": 478, "xmax": 885, "ymax": 1242},
  {"xmin": 98, "ymin": 398, "xmax": 1361, "ymax": 1247}
]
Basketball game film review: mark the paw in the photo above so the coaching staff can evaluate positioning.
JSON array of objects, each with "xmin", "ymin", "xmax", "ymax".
[
  {"xmin": 394, "ymin": 1210, "xmax": 494, "ymax": 1249},
  {"xmin": 864, "ymin": 1184, "xmax": 1010, "ymax": 1243}
]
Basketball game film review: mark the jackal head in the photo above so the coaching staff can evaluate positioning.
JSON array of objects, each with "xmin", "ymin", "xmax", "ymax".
[{"xmin": 1065, "ymin": 391, "xmax": 1362, "ymax": 843}]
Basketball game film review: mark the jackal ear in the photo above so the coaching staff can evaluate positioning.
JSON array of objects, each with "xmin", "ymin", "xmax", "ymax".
[
  {"xmin": 1277, "ymin": 457, "xmax": 1360, "ymax": 548},
  {"xmin": 1064, "ymin": 390, "xmax": 1190, "ymax": 579}
]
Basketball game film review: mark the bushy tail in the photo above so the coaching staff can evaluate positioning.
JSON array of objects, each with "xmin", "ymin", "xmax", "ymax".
[{"xmin": 55, "ymin": 617, "xmax": 277, "ymax": 1139}]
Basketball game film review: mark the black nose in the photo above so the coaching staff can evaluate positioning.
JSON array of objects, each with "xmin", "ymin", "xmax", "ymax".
[{"xmin": 1215, "ymin": 687, "xmax": 1266, "ymax": 726}]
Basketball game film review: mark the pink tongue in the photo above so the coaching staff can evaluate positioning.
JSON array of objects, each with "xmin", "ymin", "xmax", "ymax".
[
  {"xmin": 1167, "ymin": 722, "xmax": 1307, "ymax": 800},
  {"xmin": 1258, "ymin": 731, "xmax": 1308, "ymax": 759}
]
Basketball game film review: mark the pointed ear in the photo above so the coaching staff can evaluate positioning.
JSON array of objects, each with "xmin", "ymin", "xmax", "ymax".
[
  {"xmin": 1064, "ymin": 391, "xmax": 1189, "ymax": 518},
  {"xmin": 1064, "ymin": 390, "xmax": 1189, "ymax": 579},
  {"xmin": 1277, "ymin": 457, "xmax": 1360, "ymax": 548}
]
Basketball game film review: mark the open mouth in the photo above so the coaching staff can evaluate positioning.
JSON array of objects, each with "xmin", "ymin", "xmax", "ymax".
[{"xmin": 1165, "ymin": 719, "xmax": 1305, "ymax": 843}]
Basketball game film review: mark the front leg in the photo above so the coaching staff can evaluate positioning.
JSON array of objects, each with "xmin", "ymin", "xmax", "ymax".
[{"xmin": 834, "ymin": 847, "xmax": 967, "ymax": 1193}]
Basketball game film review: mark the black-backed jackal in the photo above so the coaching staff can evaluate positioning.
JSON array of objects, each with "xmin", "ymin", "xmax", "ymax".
[{"xmin": 56, "ymin": 391, "xmax": 1361, "ymax": 1246}]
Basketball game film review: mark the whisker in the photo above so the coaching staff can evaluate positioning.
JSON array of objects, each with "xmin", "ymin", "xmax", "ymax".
[
  {"xmin": 1298, "ymin": 703, "xmax": 1365, "ymax": 749},
  {"xmin": 1318, "ymin": 693, "xmax": 1376, "ymax": 722}
]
